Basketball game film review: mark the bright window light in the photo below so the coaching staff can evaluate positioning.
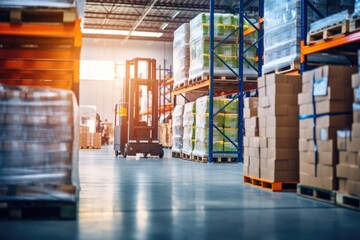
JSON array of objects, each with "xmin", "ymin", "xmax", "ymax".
[
  {"xmin": 160, "ymin": 22, "xmax": 169, "ymax": 30},
  {"xmin": 80, "ymin": 60, "xmax": 115, "ymax": 81},
  {"xmin": 82, "ymin": 28, "xmax": 163, "ymax": 38},
  {"xmin": 172, "ymin": 11, "xmax": 180, "ymax": 19}
]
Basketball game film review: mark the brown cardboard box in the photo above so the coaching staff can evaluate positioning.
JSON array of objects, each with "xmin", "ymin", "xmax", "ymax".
[
  {"xmin": 348, "ymin": 165, "xmax": 360, "ymax": 181},
  {"xmin": 352, "ymin": 123, "xmax": 360, "ymax": 138},
  {"xmin": 258, "ymin": 87, "xmax": 266, "ymax": 97},
  {"xmin": 258, "ymin": 76, "xmax": 266, "ymax": 88},
  {"xmin": 250, "ymin": 156, "xmax": 260, "ymax": 168},
  {"xmin": 267, "ymin": 138, "xmax": 298, "ymax": 149},
  {"xmin": 300, "ymin": 173, "xmax": 338, "ymax": 190},
  {"xmin": 243, "ymin": 136, "xmax": 249, "ymax": 147},
  {"xmin": 317, "ymin": 140, "xmax": 334, "ymax": 153},
  {"xmin": 298, "ymin": 87, "xmax": 353, "ymax": 105},
  {"xmin": 260, "ymin": 147, "xmax": 268, "ymax": 160},
  {"xmin": 245, "ymin": 117, "xmax": 258, "ymax": 128},
  {"xmin": 354, "ymin": 103, "xmax": 360, "ymax": 123},
  {"xmin": 300, "ymin": 151, "xmax": 315, "ymax": 164},
  {"xmin": 267, "ymin": 116, "xmax": 298, "ymax": 127},
  {"xmin": 299, "ymin": 139, "xmax": 308, "ymax": 152},
  {"xmin": 339, "ymin": 151, "xmax": 349, "ymax": 165},
  {"xmin": 260, "ymin": 137, "xmax": 267, "ymax": 148},
  {"xmin": 315, "ymin": 65, "xmax": 357, "ymax": 87},
  {"xmin": 300, "ymin": 162, "xmax": 334, "ymax": 177},
  {"xmin": 266, "ymin": 127, "xmax": 299, "ymax": 138},
  {"xmin": 244, "ymin": 108, "xmax": 258, "ymax": 118},
  {"xmin": 244, "ymin": 155, "xmax": 250, "ymax": 165},
  {"xmin": 259, "ymin": 127, "xmax": 266, "ymax": 137},
  {"xmin": 266, "ymin": 158, "xmax": 299, "ymax": 171},
  {"xmin": 266, "ymin": 104, "xmax": 299, "ymax": 116},
  {"xmin": 261, "ymin": 94, "xmax": 298, "ymax": 108},
  {"xmin": 249, "ymin": 165, "xmax": 260, "ymax": 178},
  {"xmin": 243, "ymin": 164, "xmax": 250, "ymax": 176},
  {"xmin": 336, "ymin": 164, "xmax": 349, "ymax": 179},
  {"xmin": 347, "ymin": 180, "xmax": 360, "ymax": 196},
  {"xmin": 249, "ymin": 137, "xmax": 260, "ymax": 148},
  {"xmin": 244, "ymin": 147, "xmax": 249, "ymax": 157},
  {"xmin": 267, "ymin": 148, "xmax": 298, "ymax": 160},
  {"xmin": 337, "ymin": 130, "xmax": 351, "ymax": 151},
  {"xmin": 244, "ymin": 97, "xmax": 259, "ymax": 109},
  {"xmin": 257, "ymin": 106, "xmax": 266, "ymax": 117},
  {"xmin": 299, "ymin": 101, "xmax": 352, "ymax": 116},
  {"xmin": 339, "ymin": 179, "xmax": 347, "ymax": 192},
  {"xmin": 246, "ymin": 127, "xmax": 258, "ymax": 137},
  {"xmin": 347, "ymin": 137, "xmax": 360, "ymax": 152},
  {"xmin": 302, "ymin": 83, "xmax": 312, "ymax": 93},
  {"xmin": 352, "ymin": 73, "xmax": 360, "ymax": 88},
  {"xmin": 302, "ymin": 70, "xmax": 314, "ymax": 84},
  {"xmin": 248, "ymin": 147, "xmax": 260, "ymax": 158},
  {"xmin": 303, "ymin": 127, "xmax": 339, "ymax": 141},
  {"xmin": 258, "ymin": 117, "xmax": 266, "ymax": 127},
  {"xmin": 265, "ymin": 73, "xmax": 302, "ymax": 86},
  {"xmin": 261, "ymin": 168, "xmax": 298, "ymax": 182},
  {"xmin": 266, "ymin": 83, "xmax": 300, "ymax": 96}
]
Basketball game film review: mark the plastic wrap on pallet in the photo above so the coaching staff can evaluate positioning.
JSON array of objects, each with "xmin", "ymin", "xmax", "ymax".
[
  {"xmin": 196, "ymin": 113, "xmax": 225, "ymax": 128},
  {"xmin": 183, "ymin": 126, "xmax": 196, "ymax": 139},
  {"xmin": 172, "ymin": 105, "xmax": 184, "ymax": 153},
  {"xmin": 189, "ymin": 13, "xmax": 257, "ymax": 80},
  {"xmin": 183, "ymin": 102, "xmax": 196, "ymax": 127},
  {"xmin": 224, "ymin": 142, "xmax": 238, "ymax": 152},
  {"xmin": 173, "ymin": 23, "xmax": 190, "ymax": 88},
  {"xmin": 0, "ymin": 84, "xmax": 79, "ymax": 201},
  {"xmin": 222, "ymin": 98, "xmax": 238, "ymax": 113},
  {"xmin": 309, "ymin": 10, "xmax": 349, "ymax": 33},
  {"xmin": 192, "ymin": 141, "xmax": 224, "ymax": 157},
  {"xmin": 182, "ymin": 138, "xmax": 195, "ymax": 155},
  {"xmin": 172, "ymin": 105, "xmax": 184, "ymax": 127},
  {"xmin": 195, "ymin": 127, "xmax": 224, "ymax": 142},
  {"xmin": 355, "ymin": 0, "xmax": 360, "ymax": 16},
  {"xmin": 263, "ymin": 0, "xmax": 301, "ymax": 74},
  {"xmin": 172, "ymin": 136, "xmax": 183, "ymax": 153},
  {"xmin": 224, "ymin": 114, "xmax": 238, "ymax": 128},
  {"xmin": 195, "ymin": 96, "xmax": 222, "ymax": 114},
  {"xmin": 183, "ymin": 101, "xmax": 196, "ymax": 114}
]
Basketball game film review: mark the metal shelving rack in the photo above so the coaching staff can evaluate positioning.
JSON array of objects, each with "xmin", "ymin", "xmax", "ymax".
[
  {"xmin": 300, "ymin": 0, "xmax": 360, "ymax": 73},
  {"xmin": 208, "ymin": 0, "xmax": 264, "ymax": 163},
  {"xmin": 158, "ymin": 65, "xmax": 173, "ymax": 123}
]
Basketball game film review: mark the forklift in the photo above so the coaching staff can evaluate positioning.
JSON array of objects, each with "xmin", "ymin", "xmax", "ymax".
[{"xmin": 114, "ymin": 58, "xmax": 164, "ymax": 158}]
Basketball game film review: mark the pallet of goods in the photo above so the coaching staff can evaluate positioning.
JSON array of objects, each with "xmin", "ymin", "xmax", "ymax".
[
  {"xmin": 171, "ymin": 105, "xmax": 184, "ymax": 158},
  {"xmin": 0, "ymin": 84, "xmax": 79, "ymax": 219}
]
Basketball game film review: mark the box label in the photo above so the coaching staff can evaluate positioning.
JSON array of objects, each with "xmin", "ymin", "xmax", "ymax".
[{"xmin": 313, "ymin": 77, "xmax": 328, "ymax": 97}]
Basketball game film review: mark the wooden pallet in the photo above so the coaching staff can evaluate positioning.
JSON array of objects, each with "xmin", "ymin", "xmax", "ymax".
[
  {"xmin": 350, "ymin": 14, "xmax": 360, "ymax": 33},
  {"xmin": 243, "ymin": 176, "xmax": 297, "ymax": 192},
  {"xmin": 307, "ymin": 21, "xmax": 349, "ymax": 44},
  {"xmin": 181, "ymin": 153, "xmax": 192, "ymax": 161},
  {"xmin": 173, "ymin": 81, "xmax": 187, "ymax": 90},
  {"xmin": 189, "ymin": 74, "xmax": 238, "ymax": 85},
  {"xmin": 275, "ymin": 61, "xmax": 300, "ymax": 74},
  {"xmin": 192, "ymin": 155, "xmax": 208, "ymax": 163},
  {"xmin": 0, "ymin": 199, "xmax": 77, "ymax": 219},
  {"xmin": 171, "ymin": 151, "xmax": 182, "ymax": 158},
  {"xmin": 297, "ymin": 184, "xmax": 336, "ymax": 204},
  {"xmin": 192, "ymin": 155, "xmax": 237, "ymax": 163},
  {"xmin": 79, "ymin": 146, "xmax": 101, "ymax": 149},
  {"xmin": 1, "ymin": 7, "xmax": 77, "ymax": 24},
  {"xmin": 336, "ymin": 192, "xmax": 360, "ymax": 211}
]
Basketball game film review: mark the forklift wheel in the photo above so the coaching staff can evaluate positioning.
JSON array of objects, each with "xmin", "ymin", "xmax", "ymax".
[
  {"xmin": 159, "ymin": 149, "xmax": 164, "ymax": 158},
  {"xmin": 115, "ymin": 150, "xmax": 119, "ymax": 157}
]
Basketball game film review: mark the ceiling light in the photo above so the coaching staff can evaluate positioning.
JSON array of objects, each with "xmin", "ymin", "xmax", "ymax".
[
  {"xmin": 82, "ymin": 28, "xmax": 163, "ymax": 38},
  {"xmin": 160, "ymin": 22, "xmax": 169, "ymax": 30},
  {"xmin": 172, "ymin": 11, "xmax": 180, "ymax": 19}
]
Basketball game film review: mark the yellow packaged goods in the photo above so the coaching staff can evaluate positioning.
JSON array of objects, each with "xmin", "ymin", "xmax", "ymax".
[
  {"xmin": 193, "ymin": 141, "xmax": 224, "ymax": 157},
  {"xmin": 222, "ymin": 98, "xmax": 238, "ymax": 113},
  {"xmin": 223, "ymin": 128, "xmax": 238, "ymax": 142},
  {"xmin": 224, "ymin": 142, "xmax": 237, "ymax": 152},
  {"xmin": 224, "ymin": 114, "xmax": 238, "ymax": 128}
]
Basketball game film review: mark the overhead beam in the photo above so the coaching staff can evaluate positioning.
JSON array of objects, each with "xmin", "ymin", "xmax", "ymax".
[
  {"xmin": 83, "ymin": 34, "xmax": 173, "ymax": 42},
  {"xmin": 84, "ymin": 23, "xmax": 177, "ymax": 33}
]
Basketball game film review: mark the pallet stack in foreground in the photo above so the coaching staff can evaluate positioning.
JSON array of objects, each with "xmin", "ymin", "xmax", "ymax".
[
  {"xmin": 298, "ymin": 66, "xmax": 356, "ymax": 201},
  {"xmin": 171, "ymin": 105, "xmax": 184, "ymax": 157},
  {"xmin": 0, "ymin": 85, "xmax": 79, "ymax": 219}
]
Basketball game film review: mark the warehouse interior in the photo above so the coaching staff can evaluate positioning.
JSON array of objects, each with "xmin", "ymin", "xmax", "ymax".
[{"xmin": 1, "ymin": 0, "xmax": 360, "ymax": 239}]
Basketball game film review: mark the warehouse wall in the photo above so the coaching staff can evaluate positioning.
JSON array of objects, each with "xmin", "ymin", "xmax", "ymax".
[{"xmin": 79, "ymin": 38, "xmax": 173, "ymax": 123}]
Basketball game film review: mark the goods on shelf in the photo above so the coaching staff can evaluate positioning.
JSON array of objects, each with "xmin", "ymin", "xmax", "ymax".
[
  {"xmin": 188, "ymin": 13, "xmax": 257, "ymax": 80},
  {"xmin": 171, "ymin": 105, "xmax": 184, "ymax": 153},
  {"xmin": 336, "ymin": 73, "xmax": 360, "ymax": 196},
  {"xmin": 299, "ymin": 66, "xmax": 357, "ymax": 190},
  {"xmin": 257, "ymin": 74, "xmax": 301, "ymax": 182},
  {"xmin": 182, "ymin": 102, "xmax": 196, "ymax": 155},
  {"xmin": 173, "ymin": 23, "xmax": 190, "ymax": 88},
  {"xmin": 355, "ymin": 0, "xmax": 360, "ymax": 15},
  {"xmin": 243, "ymin": 97, "xmax": 259, "ymax": 177},
  {"xmin": 309, "ymin": 10, "xmax": 350, "ymax": 34},
  {"xmin": 160, "ymin": 122, "xmax": 172, "ymax": 147},
  {"xmin": 0, "ymin": 84, "xmax": 79, "ymax": 201}
]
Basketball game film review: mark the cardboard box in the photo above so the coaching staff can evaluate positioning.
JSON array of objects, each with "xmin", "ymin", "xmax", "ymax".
[
  {"xmin": 261, "ymin": 168, "xmax": 298, "ymax": 182},
  {"xmin": 243, "ymin": 164, "xmax": 250, "ymax": 176},
  {"xmin": 244, "ymin": 117, "xmax": 258, "ymax": 128},
  {"xmin": 339, "ymin": 151, "xmax": 349, "ymax": 165},
  {"xmin": 245, "ymin": 127, "xmax": 258, "ymax": 137},
  {"xmin": 258, "ymin": 117, "xmax": 266, "ymax": 127},
  {"xmin": 314, "ymin": 65, "xmax": 357, "ymax": 87},
  {"xmin": 352, "ymin": 73, "xmax": 360, "ymax": 88},
  {"xmin": 317, "ymin": 140, "xmax": 334, "ymax": 153},
  {"xmin": 300, "ymin": 173, "xmax": 338, "ymax": 190},
  {"xmin": 261, "ymin": 94, "xmax": 298, "ymax": 108},
  {"xmin": 244, "ymin": 97, "xmax": 259, "ymax": 109},
  {"xmin": 299, "ymin": 101, "xmax": 352, "ymax": 116},
  {"xmin": 244, "ymin": 156, "xmax": 250, "ymax": 165},
  {"xmin": 266, "ymin": 83, "xmax": 300, "ymax": 96},
  {"xmin": 299, "ymin": 151, "xmax": 315, "ymax": 164},
  {"xmin": 337, "ymin": 130, "xmax": 351, "ymax": 151},
  {"xmin": 348, "ymin": 165, "xmax": 360, "ymax": 181},
  {"xmin": 268, "ymin": 138, "xmax": 298, "ymax": 149},
  {"xmin": 354, "ymin": 103, "xmax": 360, "ymax": 123},
  {"xmin": 299, "ymin": 139, "xmax": 308, "ymax": 152},
  {"xmin": 250, "ymin": 156, "xmax": 260, "ymax": 168},
  {"xmin": 257, "ymin": 106, "xmax": 266, "ymax": 117},
  {"xmin": 244, "ymin": 147, "xmax": 249, "ymax": 157},
  {"xmin": 268, "ymin": 148, "xmax": 298, "ymax": 160},
  {"xmin": 302, "ymin": 83, "xmax": 312, "ymax": 93},
  {"xmin": 336, "ymin": 164, "xmax": 349, "ymax": 179},
  {"xmin": 339, "ymin": 179, "xmax": 347, "ymax": 193},
  {"xmin": 352, "ymin": 123, "xmax": 360, "ymax": 138},
  {"xmin": 354, "ymin": 86, "xmax": 360, "ymax": 103},
  {"xmin": 265, "ymin": 73, "xmax": 301, "ymax": 86},
  {"xmin": 347, "ymin": 180, "xmax": 360, "ymax": 196},
  {"xmin": 302, "ymin": 70, "xmax": 314, "ymax": 84},
  {"xmin": 243, "ymin": 136, "xmax": 249, "ymax": 147},
  {"xmin": 266, "ymin": 127, "xmax": 299, "ymax": 138},
  {"xmin": 266, "ymin": 104, "xmax": 299, "ymax": 117},
  {"xmin": 266, "ymin": 158, "xmax": 299, "ymax": 171},
  {"xmin": 259, "ymin": 127, "xmax": 266, "ymax": 137},
  {"xmin": 303, "ymin": 127, "xmax": 340, "ymax": 141},
  {"xmin": 266, "ymin": 116, "xmax": 298, "ymax": 127},
  {"xmin": 248, "ymin": 147, "xmax": 260, "ymax": 158},
  {"xmin": 259, "ymin": 137, "xmax": 267, "ymax": 148},
  {"xmin": 258, "ymin": 76, "xmax": 265, "ymax": 88},
  {"xmin": 260, "ymin": 147, "xmax": 267, "ymax": 160},
  {"xmin": 258, "ymin": 87, "xmax": 266, "ymax": 98},
  {"xmin": 249, "ymin": 137, "xmax": 260, "ymax": 148},
  {"xmin": 347, "ymin": 137, "xmax": 360, "ymax": 152},
  {"xmin": 300, "ymin": 162, "xmax": 334, "ymax": 177},
  {"xmin": 249, "ymin": 165, "xmax": 260, "ymax": 178},
  {"xmin": 244, "ymin": 108, "xmax": 258, "ymax": 118},
  {"xmin": 298, "ymin": 87, "xmax": 353, "ymax": 105}
]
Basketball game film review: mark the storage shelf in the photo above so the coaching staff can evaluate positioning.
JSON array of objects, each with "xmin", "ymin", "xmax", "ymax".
[{"xmin": 301, "ymin": 30, "xmax": 360, "ymax": 62}]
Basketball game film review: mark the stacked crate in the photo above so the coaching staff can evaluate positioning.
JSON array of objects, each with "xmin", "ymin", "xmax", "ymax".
[
  {"xmin": 223, "ymin": 98, "xmax": 239, "ymax": 154},
  {"xmin": 159, "ymin": 122, "xmax": 172, "ymax": 148},
  {"xmin": 87, "ymin": 133, "xmax": 101, "ymax": 149},
  {"xmin": 171, "ymin": 105, "xmax": 184, "ymax": 155},
  {"xmin": 79, "ymin": 125, "xmax": 89, "ymax": 148},
  {"xmin": 182, "ymin": 102, "xmax": 196, "ymax": 158},
  {"xmin": 0, "ymin": 85, "xmax": 79, "ymax": 203},
  {"xmin": 298, "ymin": 66, "xmax": 356, "ymax": 190},
  {"xmin": 336, "ymin": 73, "xmax": 360, "ymax": 196},
  {"xmin": 258, "ymin": 74, "xmax": 302, "ymax": 182},
  {"xmin": 243, "ymin": 97, "xmax": 259, "ymax": 177}
]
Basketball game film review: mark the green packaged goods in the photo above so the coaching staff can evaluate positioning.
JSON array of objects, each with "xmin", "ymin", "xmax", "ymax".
[
  {"xmin": 224, "ymin": 128, "xmax": 238, "ymax": 142},
  {"xmin": 224, "ymin": 114, "xmax": 238, "ymax": 128}
]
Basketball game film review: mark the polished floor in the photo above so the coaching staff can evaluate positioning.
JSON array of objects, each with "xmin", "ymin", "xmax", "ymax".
[{"xmin": 1, "ymin": 146, "xmax": 360, "ymax": 240}]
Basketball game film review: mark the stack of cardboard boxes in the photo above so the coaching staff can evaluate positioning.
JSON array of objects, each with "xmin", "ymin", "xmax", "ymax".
[
  {"xmin": 159, "ymin": 122, "xmax": 172, "ymax": 148},
  {"xmin": 336, "ymin": 73, "xmax": 360, "ymax": 196},
  {"xmin": 79, "ymin": 126, "xmax": 101, "ymax": 149},
  {"xmin": 298, "ymin": 66, "xmax": 356, "ymax": 190},
  {"xmin": 258, "ymin": 74, "xmax": 302, "ymax": 182},
  {"xmin": 79, "ymin": 125, "xmax": 89, "ymax": 148},
  {"xmin": 243, "ymin": 97, "xmax": 259, "ymax": 177}
]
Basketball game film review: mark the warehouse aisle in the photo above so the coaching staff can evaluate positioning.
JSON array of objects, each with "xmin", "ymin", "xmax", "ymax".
[{"xmin": 1, "ymin": 147, "xmax": 360, "ymax": 240}]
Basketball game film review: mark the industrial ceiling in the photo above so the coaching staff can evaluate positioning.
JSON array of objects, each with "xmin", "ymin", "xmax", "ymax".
[{"xmin": 83, "ymin": 0, "xmax": 251, "ymax": 42}]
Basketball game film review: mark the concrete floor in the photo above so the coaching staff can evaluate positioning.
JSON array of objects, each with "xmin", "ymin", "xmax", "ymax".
[{"xmin": 1, "ymin": 146, "xmax": 360, "ymax": 240}]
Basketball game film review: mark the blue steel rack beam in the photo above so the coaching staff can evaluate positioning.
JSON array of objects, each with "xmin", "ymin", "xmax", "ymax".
[{"xmin": 208, "ymin": 0, "xmax": 264, "ymax": 163}]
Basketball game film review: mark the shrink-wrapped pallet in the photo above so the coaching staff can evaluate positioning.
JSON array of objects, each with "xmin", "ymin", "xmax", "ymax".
[{"xmin": 171, "ymin": 105, "xmax": 184, "ymax": 153}]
